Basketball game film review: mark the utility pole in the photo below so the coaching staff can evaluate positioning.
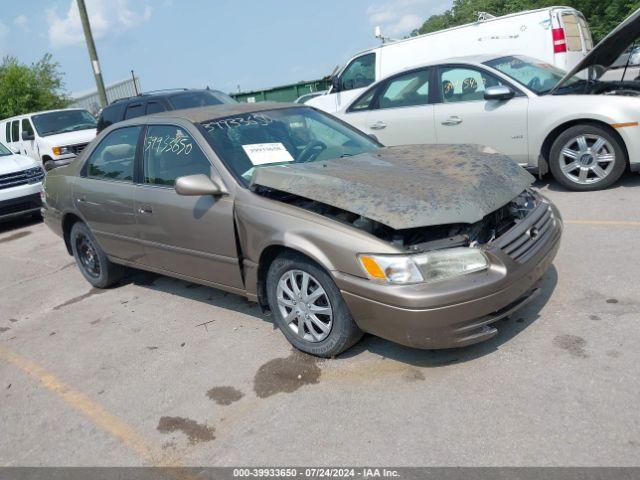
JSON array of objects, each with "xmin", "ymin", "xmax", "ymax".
[{"xmin": 77, "ymin": 0, "xmax": 108, "ymax": 108}]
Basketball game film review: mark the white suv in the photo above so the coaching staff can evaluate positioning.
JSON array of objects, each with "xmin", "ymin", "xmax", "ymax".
[
  {"xmin": 0, "ymin": 141, "xmax": 45, "ymax": 221},
  {"xmin": 0, "ymin": 108, "xmax": 96, "ymax": 170}
]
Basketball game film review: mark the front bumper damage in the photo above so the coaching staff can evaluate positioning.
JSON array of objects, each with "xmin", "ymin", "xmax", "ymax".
[{"xmin": 333, "ymin": 201, "xmax": 562, "ymax": 349}]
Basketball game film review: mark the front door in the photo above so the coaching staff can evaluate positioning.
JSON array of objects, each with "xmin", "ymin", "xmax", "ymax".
[
  {"xmin": 433, "ymin": 65, "xmax": 529, "ymax": 164},
  {"xmin": 134, "ymin": 124, "xmax": 243, "ymax": 289},
  {"xmin": 73, "ymin": 125, "xmax": 143, "ymax": 262},
  {"xmin": 362, "ymin": 68, "xmax": 435, "ymax": 146},
  {"xmin": 20, "ymin": 119, "xmax": 37, "ymax": 160}
]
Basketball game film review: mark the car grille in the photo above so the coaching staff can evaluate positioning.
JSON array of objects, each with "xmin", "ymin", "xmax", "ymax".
[
  {"xmin": 70, "ymin": 143, "xmax": 88, "ymax": 155},
  {"xmin": 0, "ymin": 167, "xmax": 45, "ymax": 191},
  {"xmin": 497, "ymin": 203, "xmax": 555, "ymax": 264}
]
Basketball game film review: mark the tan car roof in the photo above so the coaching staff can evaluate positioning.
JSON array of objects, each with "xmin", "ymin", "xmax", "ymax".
[{"xmin": 144, "ymin": 102, "xmax": 297, "ymax": 123}]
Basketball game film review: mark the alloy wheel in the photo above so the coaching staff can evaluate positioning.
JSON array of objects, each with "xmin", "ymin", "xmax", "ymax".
[
  {"xmin": 559, "ymin": 134, "xmax": 616, "ymax": 185},
  {"xmin": 276, "ymin": 269, "xmax": 333, "ymax": 343}
]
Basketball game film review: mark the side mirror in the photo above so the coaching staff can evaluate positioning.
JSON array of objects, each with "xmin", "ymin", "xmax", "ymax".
[
  {"xmin": 175, "ymin": 174, "xmax": 224, "ymax": 196},
  {"xmin": 331, "ymin": 75, "xmax": 341, "ymax": 92},
  {"xmin": 22, "ymin": 131, "xmax": 35, "ymax": 141},
  {"xmin": 484, "ymin": 85, "xmax": 515, "ymax": 101}
]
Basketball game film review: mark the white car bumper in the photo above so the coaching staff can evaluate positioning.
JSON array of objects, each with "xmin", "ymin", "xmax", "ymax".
[{"xmin": 0, "ymin": 182, "xmax": 43, "ymax": 220}]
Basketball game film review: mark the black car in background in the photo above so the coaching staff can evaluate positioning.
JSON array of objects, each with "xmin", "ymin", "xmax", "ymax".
[{"xmin": 96, "ymin": 88, "xmax": 237, "ymax": 133}]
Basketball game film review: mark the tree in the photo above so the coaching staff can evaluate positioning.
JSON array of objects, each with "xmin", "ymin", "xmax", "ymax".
[
  {"xmin": 412, "ymin": 0, "xmax": 640, "ymax": 43},
  {"xmin": 0, "ymin": 54, "xmax": 69, "ymax": 120}
]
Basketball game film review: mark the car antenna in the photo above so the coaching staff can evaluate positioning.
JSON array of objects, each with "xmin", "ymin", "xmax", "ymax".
[{"xmin": 620, "ymin": 40, "xmax": 637, "ymax": 86}]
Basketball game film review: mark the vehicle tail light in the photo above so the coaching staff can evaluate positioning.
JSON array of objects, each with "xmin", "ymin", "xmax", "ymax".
[{"xmin": 552, "ymin": 28, "xmax": 567, "ymax": 53}]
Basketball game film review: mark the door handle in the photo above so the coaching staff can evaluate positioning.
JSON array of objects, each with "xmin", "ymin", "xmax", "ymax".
[
  {"xmin": 138, "ymin": 205, "xmax": 153, "ymax": 215},
  {"xmin": 369, "ymin": 121, "xmax": 387, "ymax": 130},
  {"xmin": 441, "ymin": 116, "xmax": 463, "ymax": 126},
  {"xmin": 76, "ymin": 196, "xmax": 86, "ymax": 204}
]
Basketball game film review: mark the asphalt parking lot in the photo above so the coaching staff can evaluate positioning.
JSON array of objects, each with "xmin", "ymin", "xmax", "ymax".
[{"xmin": 1, "ymin": 173, "xmax": 640, "ymax": 467}]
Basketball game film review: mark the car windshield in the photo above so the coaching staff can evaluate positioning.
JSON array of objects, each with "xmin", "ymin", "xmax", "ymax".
[
  {"xmin": 0, "ymin": 142, "xmax": 12, "ymax": 156},
  {"xmin": 200, "ymin": 107, "xmax": 380, "ymax": 185},
  {"xmin": 485, "ymin": 55, "xmax": 584, "ymax": 94},
  {"xmin": 32, "ymin": 110, "xmax": 97, "ymax": 136},
  {"xmin": 168, "ymin": 90, "xmax": 237, "ymax": 110}
]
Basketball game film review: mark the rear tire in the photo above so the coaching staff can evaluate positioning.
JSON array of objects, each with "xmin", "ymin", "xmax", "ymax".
[
  {"xmin": 549, "ymin": 124, "xmax": 626, "ymax": 191},
  {"xmin": 70, "ymin": 222, "xmax": 124, "ymax": 288},
  {"xmin": 266, "ymin": 252, "xmax": 363, "ymax": 357}
]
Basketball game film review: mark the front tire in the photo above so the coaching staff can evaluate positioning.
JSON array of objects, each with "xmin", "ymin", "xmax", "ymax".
[
  {"xmin": 70, "ymin": 222, "xmax": 124, "ymax": 288},
  {"xmin": 266, "ymin": 252, "xmax": 363, "ymax": 357},
  {"xmin": 549, "ymin": 124, "xmax": 626, "ymax": 191}
]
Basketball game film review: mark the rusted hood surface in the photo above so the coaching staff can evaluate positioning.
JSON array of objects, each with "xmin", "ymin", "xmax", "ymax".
[{"xmin": 251, "ymin": 144, "xmax": 534, "ymax": 230}]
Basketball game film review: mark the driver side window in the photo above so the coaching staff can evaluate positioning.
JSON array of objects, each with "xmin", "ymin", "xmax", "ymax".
[{"xmin": 340, "ymin": 53, "xmax": 376, "ymax": 91}]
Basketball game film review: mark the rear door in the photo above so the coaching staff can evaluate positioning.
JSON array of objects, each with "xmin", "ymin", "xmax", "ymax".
[
  {"xmin": 134, "ymin": 123, "xmax": 243, "ymax": 289},
  {"xmin": 361, "ymin": 68, "xmax": 435, "ymax": 146},
  {"xmin": 73, "ymin": 126, "xmax": 144, "ymax": 261},
  {"xmin": 554, "ymin": 10, "xmax": 593, "ymax": 70},
  {"xmin": 433, "ymin": 65, "xmax": 529, "ymax": 164}
]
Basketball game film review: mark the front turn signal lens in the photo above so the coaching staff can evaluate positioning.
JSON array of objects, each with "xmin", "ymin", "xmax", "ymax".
[{"xmin": 359, "ymin": 255, "xmax": 387, "ymax": 280}]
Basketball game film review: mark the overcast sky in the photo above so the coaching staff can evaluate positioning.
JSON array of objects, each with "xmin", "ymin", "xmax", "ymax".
[{"xmin": 0, "ymin": 0, "xmax": 450, "ymax": 96}]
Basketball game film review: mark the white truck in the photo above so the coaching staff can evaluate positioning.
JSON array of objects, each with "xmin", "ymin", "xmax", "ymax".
[
  {"xmin": 0, "ymin": 108, "xmax": 97, "ymax": 170},
  {"xmin": 308, "ymin": 6, "xmax": 593, "ymax": 114}
]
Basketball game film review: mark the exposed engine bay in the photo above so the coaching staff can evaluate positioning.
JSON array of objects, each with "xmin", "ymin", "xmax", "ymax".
[
  {"xmin": 255, "ymin": 187, "xmax": 539, "ymax": 253},
  {"xmin": 591, "ymin": 80, "xmax": 640, "ymax": 96}
]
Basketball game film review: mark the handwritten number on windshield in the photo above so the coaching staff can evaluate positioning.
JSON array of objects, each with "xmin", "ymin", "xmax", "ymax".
[{"xmin": 144, "ymin": 135, "xmax": 193, "ymax": 156}]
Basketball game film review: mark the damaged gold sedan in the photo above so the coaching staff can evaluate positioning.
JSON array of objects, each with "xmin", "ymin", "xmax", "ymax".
[{"xmin": 43, "ymin": 103, "xmax": 562, "ymax": 357}]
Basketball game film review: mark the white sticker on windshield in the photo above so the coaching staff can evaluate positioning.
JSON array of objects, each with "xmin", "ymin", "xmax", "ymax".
[{"xmin": 242, "ymin": 143, "xmax": 294, "ymax": 166}]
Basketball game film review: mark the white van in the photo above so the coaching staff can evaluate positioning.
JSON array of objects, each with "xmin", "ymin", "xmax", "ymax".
[
  {"xmin": 308, "ymin": 6, "xmax": 593, "ymax": 113},
  {"xmin": 0, "ymin": 108, "xmax": 97, "ymax": 169}
]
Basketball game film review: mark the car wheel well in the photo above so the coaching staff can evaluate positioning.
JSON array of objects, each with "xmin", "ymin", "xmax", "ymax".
[
  {"xmin": 541, "ymin": 119, "xmax": 629, "ymax": 171},
  {"xmin": 62, "ymin": 213, "xmax": 83, "ymax": 255},
  {"xmin": 256, "ymin": 246, "xmax": 320, "ymax": 311}
]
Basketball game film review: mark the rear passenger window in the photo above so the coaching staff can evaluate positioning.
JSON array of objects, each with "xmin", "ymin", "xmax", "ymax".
[
  {"xmin": 143, "ymin": 125, "xmax": 211, "ymax": 186},
  {"xmin": 97, "ymin": 103, "xmax": 126, "ymax": 132},
  {"xmin": 86, "ymin": 126, "xmax": 141, "ymax": 182},
  {"xmin": 11, "ymin": 121, "xmax": 19, "ymax": 142},
  {"xmin": 146, "ymin": 102, "xmax": 165, "ymax": 114},
  {"xmin": 124, "ymin": 104, "xmax": 144, "ymax": 120},
  {"xmin": 378, "ymin": 69, "xmax": 429, "ymax": 109},
  {"xmin": 439, "ymin": 67, "xmax": 503, "ymax": 103},
  {"xmin": 562, "ymin": 14, "xmax": 583, "ymax": 52},
  {"xmin": 5, "ymin": 123, "xmax": 11, "ymax": 142}
]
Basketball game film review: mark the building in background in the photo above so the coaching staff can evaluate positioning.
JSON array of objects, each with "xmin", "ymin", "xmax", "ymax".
[
  {"xmin": 70, "ymin": 77, "xmax": 142, "ymax": 115},
  {"xmin": 231, "ymin": 78, "xmax": 330, "ymax": 103}
]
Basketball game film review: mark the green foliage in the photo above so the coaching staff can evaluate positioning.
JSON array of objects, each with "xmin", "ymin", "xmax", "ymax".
[
  {"xmin": 0, "ymin": 54, "xmax": 69, "ymax": 121},
  {"xmin": 412, "ymin": 0, "xmax": 640, "ymax": 43}
]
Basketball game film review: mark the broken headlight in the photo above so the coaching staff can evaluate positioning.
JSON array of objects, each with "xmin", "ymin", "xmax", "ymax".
[{"xmin": 358, "ymin": 248, "xmax": 488, "ymax": 285}]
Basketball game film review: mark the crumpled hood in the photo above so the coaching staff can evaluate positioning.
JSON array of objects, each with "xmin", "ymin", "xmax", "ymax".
[
  {"xmin": 0, "ymin": 154, "xmax": 39, "ymax": 175},
  {"xmin": 251, "ymin": 144, "xmax": 534, "ymax": 230},
  {"xmin": 551, "ymin": 7, "xmax": 640, "ymax": 93}
]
